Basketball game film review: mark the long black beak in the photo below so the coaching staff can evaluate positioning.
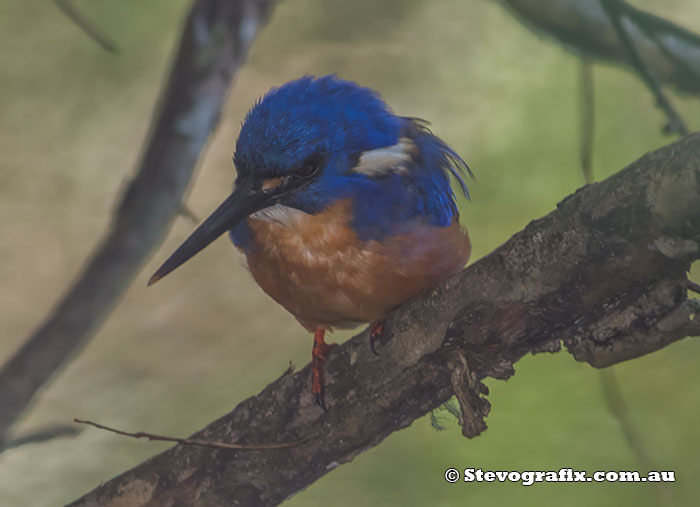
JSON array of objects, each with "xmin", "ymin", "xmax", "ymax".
[{"xmin": 148, "ymin": 178, "xmax": 273, "ymax": 286}]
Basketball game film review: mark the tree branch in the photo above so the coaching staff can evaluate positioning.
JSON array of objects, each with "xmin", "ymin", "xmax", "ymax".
[
  {"xmin": 73, "ymin": 419, "xmax": 298, "ymax": 451},
  {"xmin": 53, "ymin": 0, "xmax": 118, "ymax": 53},
  {"xmin": 578, "ymin": 54, "xmax": 595, "ymax": 182},
  {"xmin": 0, "ymin": 0, "xmax": 276, "ymax": 449},
  {"xmin": 71, "ymin": 133, "xmax": 700, "ymax": 506},
  {"xmin": 599, "ymin": 0, "xmax": 688, "ymax": 136},
  {"xmin": 502, "ymin": 0, "xmax": 700, "ymax": 94}
]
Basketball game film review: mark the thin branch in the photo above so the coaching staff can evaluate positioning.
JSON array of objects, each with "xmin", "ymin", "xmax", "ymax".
[
  {"xmin": 73, "ymin": 419, "xmax": 299, "ymax": 451},
  {"xmin": 179, "ymin": 204, "xmax": 201, "ymax": 225},
  {"xmin": 502, "ymin": 0, "xmax": 700, "ymax": 94},
  {"xmin": 578, "ymin": 55, "xmax": 595, "ymax": 183},
  {"xmin": 647, "ymin": 29, "xmax": 700, "ymax": 90},
  {"xmin": 0, "ymin": 0, "xmax": 277, "ymax": 451},
  {"xmin": 600, "ymin": 0, "xmax": 688, "ymax": 136},
  {"xmin": 688, "ymin": 280, "xmax": 700, "ymax": 295},
  {"xmin": 53, "ymin": 0, "xmax": 118, "ymax": 53},
  {"xmin": 70, "ymin": 133, "xmax": 700, "ymax": 507},
  {"xmin": 598, "ymin": 369, "xmax": 652, "ymax": 467},
  {"xmin": 4, "ymin": 425, "xmax": 81, "ymax": 450}
]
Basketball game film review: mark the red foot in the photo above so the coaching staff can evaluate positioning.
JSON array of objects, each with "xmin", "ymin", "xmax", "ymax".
[
  {"xmin": 369, "ymin": 321, "xmax": 384, "ymax": 355},
  {"xmin": 312, "ymin": 328, "xmax": 329, "ymax": 411}
]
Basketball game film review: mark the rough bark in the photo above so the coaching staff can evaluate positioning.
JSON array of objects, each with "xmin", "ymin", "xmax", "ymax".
[
  {"xmin": 0, "ymin": 0, "xmax": 276, "ymax": 449},
  {"xmin": 71, "ymin": 133, "xmax": 700, "ymax": 506}
]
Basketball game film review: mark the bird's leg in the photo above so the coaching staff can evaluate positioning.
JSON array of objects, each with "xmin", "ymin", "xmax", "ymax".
[
  {"xmin": 311, "ymin": 328, "xmax": 329, "ymax": 410},
  {"xmin": 369, "ymin": 320, "xmax": 384, "ymax": 355}
]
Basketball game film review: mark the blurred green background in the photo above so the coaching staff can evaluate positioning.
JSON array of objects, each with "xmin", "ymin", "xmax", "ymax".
[{"xmin": 1, "ymin": 1, "xmax": 699, "ymax": 505}]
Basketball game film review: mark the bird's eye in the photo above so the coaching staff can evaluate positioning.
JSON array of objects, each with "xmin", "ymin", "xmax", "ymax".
[{"xmin": 295, "ymin": 156, "xmax": 321, "ymax": 179}]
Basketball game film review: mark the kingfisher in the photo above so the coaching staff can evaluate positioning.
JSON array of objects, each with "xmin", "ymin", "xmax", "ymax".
[{"xmin": 149, "ymin": 75, "xmax": 472, "ymax": 409}]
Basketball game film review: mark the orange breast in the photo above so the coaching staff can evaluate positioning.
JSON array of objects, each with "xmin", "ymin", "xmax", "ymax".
[{"xmin": 243, "ymin": 199, "xmax": 470, "ymax": 331}]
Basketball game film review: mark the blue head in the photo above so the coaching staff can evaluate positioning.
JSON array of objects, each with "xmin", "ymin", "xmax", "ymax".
[
  {"xmin": 235, "ymin": 75, "xmax": 401, "ymax": 184},
  {"xmin": 149, "ymin": 75, "xmax": 471, "ymax": 283}
]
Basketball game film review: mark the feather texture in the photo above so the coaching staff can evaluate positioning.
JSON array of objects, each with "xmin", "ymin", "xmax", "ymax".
[{"xmin": 243, "ymin": 199, "xmax": 470, "ymax": 330}]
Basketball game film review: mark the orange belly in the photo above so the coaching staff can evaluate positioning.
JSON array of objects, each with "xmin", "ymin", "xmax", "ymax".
[{"xmin": 243, "ymin": 200, "xmax": 470, "ymax": 331}]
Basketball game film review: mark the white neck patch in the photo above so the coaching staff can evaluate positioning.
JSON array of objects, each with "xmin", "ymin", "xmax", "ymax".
[
  {"xmin": 249, "ymin": 204, "xmax": 307, "ymax": 226},
  {"xmin": 352, "ymin": 137, "xmax": 415, "ymax": 177}
]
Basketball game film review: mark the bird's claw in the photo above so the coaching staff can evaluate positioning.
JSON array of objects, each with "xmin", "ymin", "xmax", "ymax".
[
  {"xmin": 369, "ymin": 321, "xmax": 384, "ymax": 355},
  {"xmin": 315, "ymin": 391, "xmax": 328, "ymax": 412}
]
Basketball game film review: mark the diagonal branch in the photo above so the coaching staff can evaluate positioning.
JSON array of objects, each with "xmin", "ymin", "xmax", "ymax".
[
  {"xmin": 578, "ymin": 54, "xmax": 595, "ymax": 182},
  {"xmin": 70, "ymin": 133, "xmax": 700, "ymax": 506},
  {"xmin": 54, "ymin": 0, "xmax": 118, "ymax": 53},
  {"xmin": 502, "ymin": 0, "xmax": 700, "ymax": 94},
  {"xmin": 0, "ymin": 0, "xmax": 277, "ymax": 450},
  {"xmin": 599, "ymin": 0, "xmax": 688, "ymax": 136},
  {"xmin": 73, "ymin": 419, "xmax": 299, "ymax": 451}
]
